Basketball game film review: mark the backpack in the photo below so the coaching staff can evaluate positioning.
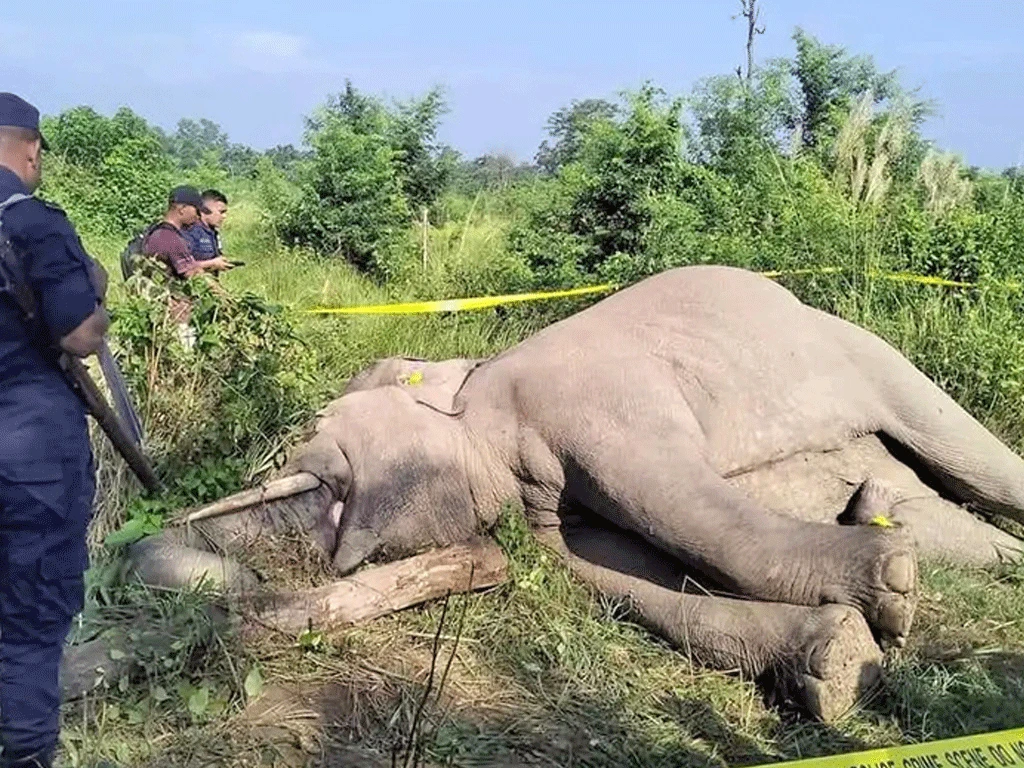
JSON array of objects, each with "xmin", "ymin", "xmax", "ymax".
[
  {"xmin": 0, "ymin": 193, "xmax": 45, "ymax": 341},
  {"xmin": 120, "ymin": 221, "xmax": 175, "ymax": 280}
]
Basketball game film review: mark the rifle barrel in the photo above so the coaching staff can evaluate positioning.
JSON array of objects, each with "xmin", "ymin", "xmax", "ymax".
[{"xmin": 64, "ymin": 356, "xmax": 162, "ymax": 493}]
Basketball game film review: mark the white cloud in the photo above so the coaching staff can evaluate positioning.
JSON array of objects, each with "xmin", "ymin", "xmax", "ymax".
[{"xmin": 229, "ymin": 31, "xmax": 317, "ymax": 74}]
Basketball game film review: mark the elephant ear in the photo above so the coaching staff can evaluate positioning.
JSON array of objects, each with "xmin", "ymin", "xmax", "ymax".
[{"xmin": 343, "ymin": 357, "xmax": 482, "ymax": 415}]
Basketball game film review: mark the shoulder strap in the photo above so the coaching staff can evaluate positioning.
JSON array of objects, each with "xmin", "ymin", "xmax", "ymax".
[
  {"xmin": 124, "ymin": 221, "xmax": 176, "ymax": 279},
  {"xmin": 0, "ymin": 193, "xmax": 41, "ymax": 325},
  {"xmin": 140, "ymin": 220, "xmax": 176, "ymax": 243},
  {"xmin": 0, "ymin": 192, "xmax": 33, "ymax": 215}
]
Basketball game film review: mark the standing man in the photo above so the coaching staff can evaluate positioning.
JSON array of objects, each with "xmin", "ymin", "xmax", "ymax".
[
  {"xmin": 0, "ymin": 93, "xmax": 109, "ymax": 767},
  {"xmin": 142, "ymin": 186, "xmax": 230, "ymax": 279},
  {"xmin": 142, "ymin": 186, "xmax": 230, "ymax": 349},
  {"xmin": 183, "ymin": 189, "xmax": 228, "ymax": 262}
]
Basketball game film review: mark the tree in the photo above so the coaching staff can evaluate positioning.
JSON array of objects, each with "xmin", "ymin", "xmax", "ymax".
[
  {"xmin": 511, "ymin": 85, "xmax": 690, "ymax": 286},
  {"xmin": 690, "ymin": 62, "xmax": 799, "ymax": 170},
  {"xmin": 535, "ymin": 99, "xmax": 619, "ymax": 175},
  {"xmin": 789, "ymin": 28, "xmax": 900, "ymax": 150},
  {"xmin": 453, "ymin": 153, "xmax": 537, "ymax": 193},
  {"xmin": 221, "ymin": 143, "xmax": 260, "ymax": 178},
  {"xmin": 389, "ymin": 88, "xmax": 455, "ymax": 212},
  {"xmin": 571, "ymin": 85, "xmax": 687, "ymax": 262},
  {"xmin": 277, "ymin": 98, "xmax": 410, "ymax": 270},
  {"xmin": 264, "ymin": 144, "xmax": 306, "ymax": 178},
  {"xmin": 313, "ymin": 80, "xmax": 454, "ymax": 214},
  {"xmin": 165, "ymin": 118, "xmax": 230, "ymax": 169},
  {"xmin": 39, "ymin": 107, "xmax": 173, "ymax": 235}
]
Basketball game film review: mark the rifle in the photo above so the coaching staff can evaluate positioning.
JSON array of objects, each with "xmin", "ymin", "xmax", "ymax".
[{"xmin": 60, "ymin": 353, "xmax": 162, "ymax": 493}]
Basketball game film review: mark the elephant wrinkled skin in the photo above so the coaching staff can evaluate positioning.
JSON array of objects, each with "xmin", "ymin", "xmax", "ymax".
[{"xmin": 126, "ymin": 266, "xmax": 1024, "ymax": 721}]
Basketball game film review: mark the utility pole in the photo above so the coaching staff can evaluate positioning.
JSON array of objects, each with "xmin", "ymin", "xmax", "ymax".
[{"xmin": 735, "ymin": 0, "xmax": 765, "ymax": 85}]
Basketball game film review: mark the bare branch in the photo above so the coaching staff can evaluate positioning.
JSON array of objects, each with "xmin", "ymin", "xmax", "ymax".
[{"xmin": 737, "ymin": 0, "xmax": 766, "ymax": 84}]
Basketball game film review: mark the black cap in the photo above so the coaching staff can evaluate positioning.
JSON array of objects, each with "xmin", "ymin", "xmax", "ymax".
[
  {"xmin": 0, "ymin": 93, "xmax": 49, "ymax": 149},
  {"xmin": 169, "ymin": 185, "xmax": 211, "ymax": 214}
]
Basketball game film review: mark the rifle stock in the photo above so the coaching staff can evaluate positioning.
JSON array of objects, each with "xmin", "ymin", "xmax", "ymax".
[{"xmin": 62, "ymin": 355, "xmax": 162, "ymax": 493}]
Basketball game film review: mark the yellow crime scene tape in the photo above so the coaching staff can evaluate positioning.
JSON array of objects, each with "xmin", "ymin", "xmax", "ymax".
[
  {"xmin": 304, "ymin": 267, "xmax": 1017, "ymax": 317},
  {"xmin": 750, "ymin": 726, "xmax": 1024, "ymax": 768},
  {"xmin": 306, "ymin": 283, "xmax": 616, "ymax": 315}
]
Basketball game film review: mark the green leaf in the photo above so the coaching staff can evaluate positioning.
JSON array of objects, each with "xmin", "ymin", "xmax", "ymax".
[
  {"xmin": 109, "ymin": 648, "xmax": 126, "ymax": 660},
  {"xmin": 103, "ymin": 512, "xmax": 164, "ymax": 548},
  {"xmin": 103, "ymin": 517, "xmax": 149, "ymax": 548},
  {"xmin": 115, "ymin": 742, "xmax": 132, "ymax": 763},
  {"xmin": 244, "ymin": 665, "xmax": 264, "ymax": 700},
  {"xmin": 187, "ymin": 686, "xmax": 210, "ymax": 718},
  {"xmin": 297, "ymin": 628, "xmax": 325, "ymax": 652}
]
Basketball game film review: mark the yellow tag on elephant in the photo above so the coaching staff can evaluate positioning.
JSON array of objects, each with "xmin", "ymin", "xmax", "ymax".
[{"xmin": 399, "ymin": 371, "xmax": 424, "ymax": 386}]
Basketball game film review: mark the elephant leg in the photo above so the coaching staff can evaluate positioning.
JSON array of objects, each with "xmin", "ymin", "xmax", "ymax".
[
  {"xmin": 843, "ymin": 478, "xmax": 1024, "ymax": 565},
  {"xmin": 540, "ymin": 523, "xmax": 884, "ymax": 722},
  {"xmin": 823, "ymin": 311, "xmax": 1024, "ymax": 521},
  {"xmin": 567, "ymin": 438, "xmax": 918, "ymax": 646}
]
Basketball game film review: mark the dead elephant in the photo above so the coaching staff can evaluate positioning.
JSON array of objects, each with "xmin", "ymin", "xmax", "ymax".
[{"xmin": 124, "ymin": 265, "xmax": 1024, "ymax": 721}]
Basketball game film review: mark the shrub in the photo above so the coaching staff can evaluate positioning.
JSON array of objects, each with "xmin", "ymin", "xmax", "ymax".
[
  {"xmin": 40, "ymin": 107, "xmax": 174, "ymax": 236},
  {"xmin": 109, "ymin": 275, "xmax": 319, "ymax": 478},
  {"xmin": 508, "ymin": 85, "xmax": 689, "ymax": 287},
  {"xmin": 277, "ymin": 113, "xmax": 410, "ymax": 270},
  {"xmin": 274, "ymin": 82, "xmax": 459, "ymax": 272},
  {"xmin": 535, "ymin": 98, "xmax": 619, "ymax": 175}
]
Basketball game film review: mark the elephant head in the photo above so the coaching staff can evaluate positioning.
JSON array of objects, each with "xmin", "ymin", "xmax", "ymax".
[
  {"xmin": 290, "ymin": 384, "xmax": 483, "ymax": 574},
  {"xmin": 171, "ymin": 358, "xmax": 501, "ymax": 582}
]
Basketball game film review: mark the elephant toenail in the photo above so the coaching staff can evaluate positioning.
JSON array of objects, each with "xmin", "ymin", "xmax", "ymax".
[
  {"xmin": 876, "ymin": 595, "xmax": 915, "ymax": 640},
  {"xmin": 882, "ymin": 552, "xmax": 917, "ymax": 594}
]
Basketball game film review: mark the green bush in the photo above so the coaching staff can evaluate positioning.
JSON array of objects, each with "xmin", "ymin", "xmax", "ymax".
[
  {"xmin": 40, "ymin": 107, "xmax": 174, "ymax": 236},
  {"xmin": 110, "ymin": 275, "xmax": 319, "ymax": 478},
  {"xmin": 508, "ymin": 85, "xmax": 690, "ymax": 287},
  {"xmin": 273, "ymin": 82, "xmax": 458, "ymax": 273},
  {"xmin": 277, "ymin": 112, "xmax": 410, "ymax": 270}
]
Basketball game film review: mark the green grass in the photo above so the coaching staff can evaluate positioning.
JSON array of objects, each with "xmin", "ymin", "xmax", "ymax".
[
  {"xmin": 59, "ymin": 189, "xmax": 1024, "ymax": 768},
  {"xmin": 60, "ymin": 511, "xmax": 1024, "ymax": 767}
]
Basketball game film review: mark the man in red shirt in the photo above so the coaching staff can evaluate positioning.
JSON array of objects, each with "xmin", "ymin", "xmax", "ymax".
[
  {"xmin": 143, "ymin": 186, "xmax": 230, "ymax": 279},
  {"xmin": 142, "ymin": 187, "xmax": 231, "ymax": 347}
]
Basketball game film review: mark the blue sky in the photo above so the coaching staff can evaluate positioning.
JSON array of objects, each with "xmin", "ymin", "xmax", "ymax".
[{"xmin": 5, "ymin": 1, "xmax": 1023, "ymax": 169}]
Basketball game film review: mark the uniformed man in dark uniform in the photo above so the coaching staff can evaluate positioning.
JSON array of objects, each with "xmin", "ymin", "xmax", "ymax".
[{"xmin": 0, "ymin": 93, "xmax": 109, "ymax": 767}]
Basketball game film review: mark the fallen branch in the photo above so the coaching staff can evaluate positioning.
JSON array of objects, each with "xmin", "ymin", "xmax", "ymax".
[{"xmin": 254, "ymin": 538, "xmax": 507, "ymax": 634}]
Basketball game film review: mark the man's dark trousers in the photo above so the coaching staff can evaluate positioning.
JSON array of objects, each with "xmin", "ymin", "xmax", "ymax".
[{"xmin": 0, "ymin": 448, "xmax": 94, "ymax": 764}]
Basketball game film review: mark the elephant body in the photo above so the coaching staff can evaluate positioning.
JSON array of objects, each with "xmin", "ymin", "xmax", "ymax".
[{"xmin": 126, "ymin": 266, "xmax": 1024, "ymax": 721}]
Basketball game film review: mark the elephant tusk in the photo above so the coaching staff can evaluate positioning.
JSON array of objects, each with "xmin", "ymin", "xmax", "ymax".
[{"xmin": 175, "ymin": 472, "xmax": 323, "ymax": 525}]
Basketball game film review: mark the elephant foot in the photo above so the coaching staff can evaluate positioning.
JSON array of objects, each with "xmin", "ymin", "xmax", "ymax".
[
  {"xmin": 770, "ymin": 604, "xmax": 883, "ymax": 722},
  {"xmin": 818, "ymin": 525, "xmax": 918, "ymax": 648},
  {"xmin": 840, "ymin": 478, "xmax": 903, "ymax": 526}
]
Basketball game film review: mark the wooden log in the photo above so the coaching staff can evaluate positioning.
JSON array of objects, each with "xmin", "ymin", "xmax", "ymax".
[
  {"xmin": 256, "ymin": 538, "xmax": 508, "ymax": 633},
  {"xmin": 177, "ymin": 472, "xmax": 322, "ymax": 525}
]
